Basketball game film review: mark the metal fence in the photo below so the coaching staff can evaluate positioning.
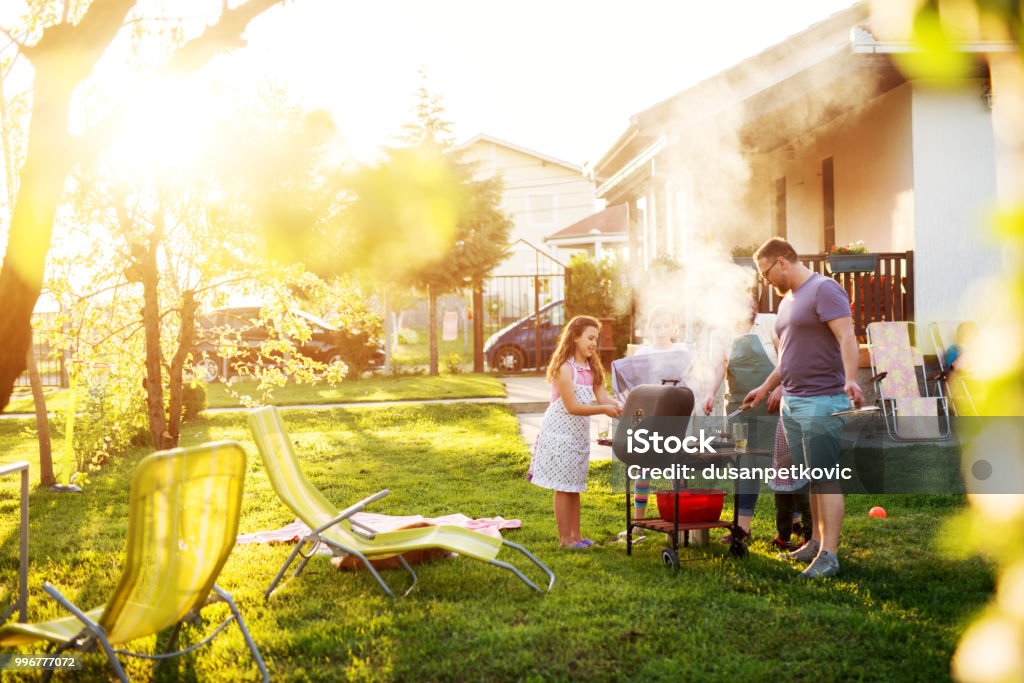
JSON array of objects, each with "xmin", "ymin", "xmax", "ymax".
[
  {"xmin": 15, "ymin": 324, "xmax": 67, "ymax": 389},
  {"xmin": 480, "ymin": 273, "xmax": 567, "ymax": 372}
]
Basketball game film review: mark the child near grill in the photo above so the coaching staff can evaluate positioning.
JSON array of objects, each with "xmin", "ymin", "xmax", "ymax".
[
  {"xmin": 769, "ymin": 419, "xmax": 812, "ymax": 550},
  {"xmin": 527, "ymin": 315, "xmax": 622, "ymax": 548},
  {"xmin": 618, "ymin": 305, "xmax": 697, "ymax": 535}
]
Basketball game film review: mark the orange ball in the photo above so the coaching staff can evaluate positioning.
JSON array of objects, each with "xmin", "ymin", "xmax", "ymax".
[{"xmin": 868, "ymin": 506, "xmax": 887, "ymax": 519}]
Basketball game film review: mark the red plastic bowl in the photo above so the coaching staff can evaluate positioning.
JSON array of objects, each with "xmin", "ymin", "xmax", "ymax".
[{"xmin": 655, "ymin": 489, "xmax": 726, "ymax": 523}]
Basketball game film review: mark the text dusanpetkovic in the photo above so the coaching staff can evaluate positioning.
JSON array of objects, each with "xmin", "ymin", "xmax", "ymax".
[
  {"xmin": 623, "ymin": 428, "xmax": 853, "ymax": 482},
  {"xmin": 625, "ymin": 463, "xmax": 854, "ymax": 483}
]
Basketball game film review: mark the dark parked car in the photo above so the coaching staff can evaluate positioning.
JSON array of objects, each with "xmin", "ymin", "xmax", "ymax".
[
  {"xmin": 484, "ymin": 300, "xmax": 565, "ymax": 373},
  {"xmin": 193, "ymin": 307, "xmax": 384, "ymax": 382}
]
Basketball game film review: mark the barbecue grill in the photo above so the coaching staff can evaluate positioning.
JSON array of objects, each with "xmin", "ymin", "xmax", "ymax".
[{"xmin": 609, "ymin": 382, "xmax": 770, "ymax": 568}]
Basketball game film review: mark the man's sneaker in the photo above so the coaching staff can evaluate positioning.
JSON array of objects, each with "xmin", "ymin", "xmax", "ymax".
[
  {"xmin": 778, "ymin": 539, "xmax": 819, "ymax": 562},
  {"xmin": 617, "ymin": 529, "xmax": 645, "ymax": 543},
  {"xmin": 798, "ymin": 551, "xmax": 840, "ymax": 579}
]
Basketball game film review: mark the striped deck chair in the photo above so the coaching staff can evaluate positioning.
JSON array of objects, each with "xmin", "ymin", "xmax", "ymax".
[
  {"xmin": 0, "ymin": 442, "xmax": 268, "ymax": 682},
  {"xmin": 248, "ymin": 406, "xmax": 555, "ymax": 597},
  {"xmin": 867, "ymin": 322, "xmax": 951, "ymax": 441}
]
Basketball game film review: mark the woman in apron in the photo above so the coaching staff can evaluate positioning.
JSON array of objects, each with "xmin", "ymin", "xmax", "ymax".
[{"xmin": 703, "ymin": 297, "xmax": 779, "ymax": 542}]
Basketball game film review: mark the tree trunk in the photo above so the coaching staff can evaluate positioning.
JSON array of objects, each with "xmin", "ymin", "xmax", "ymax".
[
  {"xmin": 0, "ymin": 137, "xmax": 74, "ymax": 410},
  {"xmin": 165, "ymin": 290, "xmax": 197, "ymax": 447},
  {"xmin": 428, "ymin": 286, "xmax": 439, "ymax": 376},
  {"xmin": 25, "ymin": 344, "xmax": 54, "ymax": 486},
  {"xmin": 0, "ymin": 0, "xmax": 285, "ymax": 412},
  {"xmin": 139, "ymin": 234, "xmax": 168, "ymax": 450},
  {"xmin": 0, "ymin": 1, "xmax": 137, "ymax": 412},
  {"xmin": 472, "ymin": 280, "xmax": 484, "ymax": 373},
  {"xmin": 382, "ymin": 290, "xmax": 392, "ymax": 374}
]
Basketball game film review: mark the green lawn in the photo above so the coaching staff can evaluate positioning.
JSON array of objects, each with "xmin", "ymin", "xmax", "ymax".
[
  {"xmin": 206, "ymin": 373, "xmax": 505, "ymax": 408},
  {"xmin": 5, "ymin": 387, "xmax": 71, "ymax": 415},
  {"xmin": 4, "ymin": 374, "xmax": 505, "ymax": 413},
  {"xmin": 391, "ymin": 329, "xmax": 474, "ymax": 369},
  {"xmin": 0, "ymin": 406, "xmax": 991, "ymax": 681}
]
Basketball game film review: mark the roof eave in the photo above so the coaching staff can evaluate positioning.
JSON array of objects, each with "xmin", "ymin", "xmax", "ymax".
[
  {"xmin": 850, "ymin": 25, "xmax": 1017, "ymax": 54},
  {"xmin": 545, "ymin": 234, "xmax": 629, "ymax": 246},
  {"xmin": 595, "ymin": 135, "xmax": 668, "ymax": 199},
  {"xmin": 457, "ymin": 133, "xmax": 582, "ymax": 172}
]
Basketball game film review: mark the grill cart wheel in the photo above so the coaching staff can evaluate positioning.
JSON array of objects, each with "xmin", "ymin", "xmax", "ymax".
[
  {"xmin": 661, "ymin": 547, "xmax": 680, "ymax": 570},
  {"xmin": 729, "ymin": 541, "xmax": 749, "ymax": 558}
]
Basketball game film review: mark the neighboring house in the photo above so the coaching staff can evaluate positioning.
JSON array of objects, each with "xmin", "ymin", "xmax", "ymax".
[
  {"xmin": 544, "ymin": 203, "xmax": 631, "ymax": 263},
  {"xmin": 459, "ymin": 133, "xmax": 599, "ymax": 321},
  {"xmin": 459, "ymin": 133, "xmax": 598, "ymax": 275},
  {"xmin": 591, "ymin": 2, "xmax": 1006, "ymax": 350}
]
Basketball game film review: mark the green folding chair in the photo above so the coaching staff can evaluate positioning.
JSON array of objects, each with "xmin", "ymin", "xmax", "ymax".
[
  {"xmin": 247, "ymin": 406, "xmax": 555, "ymax": 597},
  {"xmin": 0, "ymin": 442, "xmax": 268, "ymax": 682}
]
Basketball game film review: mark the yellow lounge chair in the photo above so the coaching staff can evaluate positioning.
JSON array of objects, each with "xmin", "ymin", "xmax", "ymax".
[
  {"xmin": 0, "ymin": 442, "xmax": 268, "ymax": 682},
  {"xmin": 247, "ymin": 406, "xmax": 555, "ymax": 597}
]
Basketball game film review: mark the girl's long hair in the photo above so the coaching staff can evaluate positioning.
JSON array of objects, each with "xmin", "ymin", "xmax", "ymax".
[{"xmin": 546, "ymin": 315, "xmax": 605, "ymax": 387}]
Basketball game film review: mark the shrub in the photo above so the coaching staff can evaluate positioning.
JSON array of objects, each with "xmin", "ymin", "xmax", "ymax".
[
  {"xmin": 445, "ymin": 352, "xmax": 463, "ymax": 374},
  {"xmin": 327, "ymin": 289, "xmax": 385, "ymax": 375},
  {"xmin": 566, "ymin": 254, "xmax": 632, "ymax": 356},
  {"xmin": 182, "ymin": 382, "xmax": 207, "ymax": 421},
  {"xmin": 389, "ymin": 358, "xmax": 426, "ymax": 376},
  {"xmin": 731, "ymin": 244, "xmax": 760, "ymax": 257},
  {"xmin": 60, "ymin": 369, "xmax": 149, "ymax": 476},
  {"xmin": 330, "ymin": 328, "xmax": 380, "ymax": 375}
]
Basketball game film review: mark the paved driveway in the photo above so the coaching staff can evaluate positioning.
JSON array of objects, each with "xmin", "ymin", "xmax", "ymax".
[{"xmin": 502, "ymin": 375, "xmax": 614, "ymax": 461}]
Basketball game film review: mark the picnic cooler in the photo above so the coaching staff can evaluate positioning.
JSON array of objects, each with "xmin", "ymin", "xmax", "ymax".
[
  {"xmin": 654, "ymin": 489, "xmax": 727, "ymax": 523},
  {"xmin": 616, "ymin": 382, "xmax": 752, "ymax": 568}
]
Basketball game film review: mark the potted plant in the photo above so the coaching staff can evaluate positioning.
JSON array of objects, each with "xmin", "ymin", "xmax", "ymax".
[
  {"xmin": 730, "ymin": 244, "xmax": 759, "ymax": 268},
  {"xmin": 827, "ymin": 241, "xmax": 877, "ymax": 273}
]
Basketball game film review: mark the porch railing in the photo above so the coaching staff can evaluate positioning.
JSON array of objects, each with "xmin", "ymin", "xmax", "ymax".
[{"xmin": 757, "ymin": 251, "xmax": 914, "ymax": 337}]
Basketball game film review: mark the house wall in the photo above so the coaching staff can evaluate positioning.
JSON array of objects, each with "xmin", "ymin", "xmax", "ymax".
[
  {"xmin": 460, "ymin": 139, "xmax": 597, "ymax": 276},
  {"xmin": 751, "ymin": 83, "xmax": 916, "ymax": 255},
  {"xmin": 910, "ymin": 82, "xmax": 999, "ymax": 351},
  {"xmin": 547, "ymin": 237, "xmax": 629, "ymax": 264},
  {"xmin": 747, "ymin": 81, "xmax": 997, "ymax": 352}
]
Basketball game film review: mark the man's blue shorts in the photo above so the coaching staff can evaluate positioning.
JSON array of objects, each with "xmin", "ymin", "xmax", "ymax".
[{"xmin": 780, "ymin": 394, "xmax": 848, "ymax": 481}]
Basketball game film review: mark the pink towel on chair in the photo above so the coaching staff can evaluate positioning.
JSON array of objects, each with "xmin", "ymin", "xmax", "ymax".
[{"xmin": 237, "ymin": 513, "xmax": 521, "ymax": 546}]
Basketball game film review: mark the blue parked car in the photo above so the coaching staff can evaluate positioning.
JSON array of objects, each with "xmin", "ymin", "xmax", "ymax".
[{"xmin": 484, "ymin": 300, "xmax": 565, "ymax": 373}]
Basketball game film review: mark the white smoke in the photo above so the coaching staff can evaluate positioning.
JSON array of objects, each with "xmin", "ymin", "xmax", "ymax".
[{"xmin": 625, "ymin": 31, "xmax": 886, "ymax": 390}]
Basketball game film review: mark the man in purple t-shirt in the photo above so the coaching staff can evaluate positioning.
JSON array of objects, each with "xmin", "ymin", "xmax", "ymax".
[{"xmin": 742, "ymin": 238, "xmax": 864, "ymax": 579}]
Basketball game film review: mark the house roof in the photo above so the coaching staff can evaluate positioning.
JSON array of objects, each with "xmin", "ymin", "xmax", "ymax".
[
  {"xmin": 546, "ymin": 204, "xmax": 629, "ymax": 243},
  {"xmin": 850, "ymin": 24, "xmax": 1017, "ymax": 54},
  {"xmin": 458, "ymin": 133, "xmax": 583, "ymax": 173},
  {"xmin": 593, "ymin": 2, "xmax": 871, "ymax": 186}
]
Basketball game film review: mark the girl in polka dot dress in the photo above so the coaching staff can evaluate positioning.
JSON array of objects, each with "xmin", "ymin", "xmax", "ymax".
[{"xmin": 527, "ymin": 315, "xmax": 622, "ymax": 548}]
